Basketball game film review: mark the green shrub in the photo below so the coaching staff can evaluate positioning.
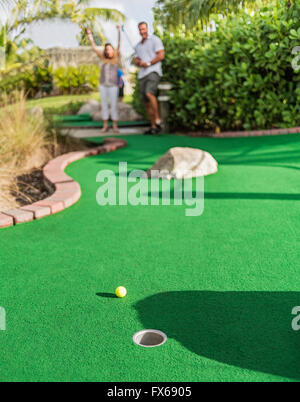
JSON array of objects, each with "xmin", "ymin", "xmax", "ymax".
[
  {"xmin": 131, "ymin": 72, "xmax": 147, "ymax": 118},
  {"xmin": 1, "ymin": 63, "xmax": 100, "ymax": 99},
  {"xmin": 0, "ymin": 60, "xmax": 53, "ymax": 100},
  {"xmin": 134, "ymin": 0, "xmax": 300, "ymax": 131},
  {"xmin": 53, "ymin": 65, "xmax": 100, "ymax": 95}
]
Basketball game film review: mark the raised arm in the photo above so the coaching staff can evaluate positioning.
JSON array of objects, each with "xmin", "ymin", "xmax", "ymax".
[
  {"xmin": 87, "ymin": 29, "xmax": 103, "ymax": 59},
  {"xmin": 116, "ymin": 25, "xmax": 121, "ymax": 54}
]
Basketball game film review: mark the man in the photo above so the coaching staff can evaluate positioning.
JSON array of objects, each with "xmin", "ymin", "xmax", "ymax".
[{"xmin": 134, "ymin": 22, "xmax": 165, "ymax": 135}]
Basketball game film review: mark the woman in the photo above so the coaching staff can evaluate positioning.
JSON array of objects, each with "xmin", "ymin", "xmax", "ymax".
[{"xmin": 87, "ymin": 26, "xmax": 121, "ymax": 133}]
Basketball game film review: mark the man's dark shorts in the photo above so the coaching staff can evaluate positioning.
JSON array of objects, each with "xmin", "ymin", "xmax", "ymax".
[{"xmin": 139, "ymin": 72, "xmax": 161, "ymax": 103}]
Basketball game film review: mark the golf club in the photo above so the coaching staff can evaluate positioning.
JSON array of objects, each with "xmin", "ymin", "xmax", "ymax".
[{"xmin": 121, "ymin": 24, "xmax": 135, "ymax": 51}]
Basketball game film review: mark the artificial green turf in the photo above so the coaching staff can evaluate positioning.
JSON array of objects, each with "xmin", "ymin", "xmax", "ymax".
[
  {"xmin": 53, "ymin": 114, "xmax": 92, "ymax": 122},
  {"xmin": 1, "ymin": 133, "xmax": 300, "ymax": 382}
]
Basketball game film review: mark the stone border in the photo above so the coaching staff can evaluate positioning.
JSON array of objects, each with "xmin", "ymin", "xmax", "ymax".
[
  {"xmin": 0, "ymin": 138, "xmax": 127, "ymax": 229},
  {"xmin": 181, "ymin": 126, "xmax": 300, "ymax": 138}
]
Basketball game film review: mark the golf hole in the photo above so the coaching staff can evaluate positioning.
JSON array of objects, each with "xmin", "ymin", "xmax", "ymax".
[{"xmin": 133, "ymin": 329, "xmax": 167, "ymax": 348}]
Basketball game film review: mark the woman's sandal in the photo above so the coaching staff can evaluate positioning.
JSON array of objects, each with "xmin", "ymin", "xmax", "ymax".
[{"xmin": 101, "ymin": 127, "xmax": 109, "ymax": 133}]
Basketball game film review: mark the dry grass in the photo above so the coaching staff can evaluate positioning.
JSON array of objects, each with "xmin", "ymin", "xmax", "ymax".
[{"xmin": 0, "ymin": 91, "xmax": 56, "ymax": 211}]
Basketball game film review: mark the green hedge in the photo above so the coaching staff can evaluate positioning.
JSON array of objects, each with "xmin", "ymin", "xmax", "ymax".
[
  {"xmin": 134, "ymin": 0, "xmax": 300, "ymax": 131},
  {"xmin": 131, "ymin": 72, "xmax": 147, "ymax": 119},
  {"xmin": 53, "ymin": 65, "xmax": 100, "ymax": 95},
  {"xmin": 0, "ymin": 63, "xmax": 100, "ymax": 99}
]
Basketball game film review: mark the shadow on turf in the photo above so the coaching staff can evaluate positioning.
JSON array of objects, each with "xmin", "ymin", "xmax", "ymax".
[
  {"xmin": 134, "ymin": 291, "xmax": 300, "ymax": 380},
  {"xmin": 146, "ymin": 190, "xmax": 300, "ymax": 202},
  {"xmin": 96, "ymin": 292, "xmax": 116, "ymax": 299},
  {"xmin": 92, "ymin": 134, "xmax": 300, "ymax": 172}
]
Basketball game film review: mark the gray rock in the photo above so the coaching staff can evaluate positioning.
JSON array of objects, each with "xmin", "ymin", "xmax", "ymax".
[
  {"xmin": 91, "ymin": 102, "xmax": 142, "ymax": 121},
  {"xmin": 147, "ymin": 147, "xmax": 218, "ymax": 179},
  {"xmin": 28, "ymin": 106, "xmax": 44, "ymax": 118},
  {"xmin": 77, "ymin": 100, "xmax": 100, "ymax": 115},
  {"xmin": 91, "ymin": 108, "xmax": 102, "ymax": 121},
  {"xmin": 118, "ymin": 102, "xmax": 142, "ymax": 121}
]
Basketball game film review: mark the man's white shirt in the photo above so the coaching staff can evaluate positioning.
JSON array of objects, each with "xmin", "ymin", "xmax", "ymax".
[{"xmin": 134, "ymin": 35, "xmax": 164, "ymax": 79}]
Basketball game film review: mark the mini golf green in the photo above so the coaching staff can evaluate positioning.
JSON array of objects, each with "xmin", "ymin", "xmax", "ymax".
[
  {"xmin": 0, "ymin": 133, "xmax": 300, "ymax": 382},
  {"xmin": 53, "ymin": 114, "xmax": 149, "ymax": 128},
  {"xmin": 53, "ymin": 114, "xmax": 92, "ymax": 122}
]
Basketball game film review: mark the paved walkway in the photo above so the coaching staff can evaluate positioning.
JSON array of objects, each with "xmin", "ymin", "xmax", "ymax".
[{"xmin": 62, "ymin": 127, "xmax": 144, "ymax": 139}]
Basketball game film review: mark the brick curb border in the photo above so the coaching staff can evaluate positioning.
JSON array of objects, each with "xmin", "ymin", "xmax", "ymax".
[
  {"xmin": 179, "ymin": 126, "xmax": 300, "ymax": 138},
  {"xmin": 185, "ymin": 126, "xmax": 300, "ymax": 138},
  {"xmin": 0, "ymin": 138, "xmax": 127, "ymax": 229}
]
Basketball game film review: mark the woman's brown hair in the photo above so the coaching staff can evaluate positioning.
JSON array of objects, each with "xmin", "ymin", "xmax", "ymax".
[{"xmin": 104, "ymin": 43, "xmax": 114, "ymax": 59}]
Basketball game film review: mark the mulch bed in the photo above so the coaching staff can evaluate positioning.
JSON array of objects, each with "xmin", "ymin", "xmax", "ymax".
[
  {"xmin": 9, "ymin": 138, "xmax": 96, "ymax": 208},
  {"xmin": 12, "ymin": 169, "xmax": 55, "ymax": 206}
]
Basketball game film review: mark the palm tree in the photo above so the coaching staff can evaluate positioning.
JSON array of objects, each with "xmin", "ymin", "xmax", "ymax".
[
  {"xmin": 154, "ymin": 0, "xmax": 269, "ymax": 29},
  {"xmin": 1, "ymin": 1, "xmax": 124, "ymax": 73},
  {"xmin": 0, "ymin": 23, "xmax": 39, "ymax": 73}
]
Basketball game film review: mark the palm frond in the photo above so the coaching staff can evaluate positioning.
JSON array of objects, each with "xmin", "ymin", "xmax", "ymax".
[
  {"xmin": 155, "ymin": 0, "xmax": 269, "ymax": 28},
  {"xmin": 84, "ymin": 7, "xmax": 125, "ymax": 22},
  {"xmin": 0, "ymin": 0, "xmax": 16, "ymax": 17},
  {"xmin": 10, "ymin": 2, "xmax": 125, "ymax": 31},
  {"xmin": 0, "ymin": 0, "xmax": 16, "ymax": 7}
]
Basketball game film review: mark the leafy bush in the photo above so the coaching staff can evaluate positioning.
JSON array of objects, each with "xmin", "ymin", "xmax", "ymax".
[
  {"xmin": 1, "ymin": 63, "xmax": 100, "ymax": 100},
  {"xmin": 53, "ymin": 65, "xmax": 100, "ymax": 95},
  {"xmin": 131, "ymin": 72, "xmax": 147, "ymax": 118},
  {"xmin": 0, "ymin": 60, "xmax": 53, "ymax": 100},
  {"xmin": 134, "ymin": 0, "xmax": 300, "ymax": 131}
]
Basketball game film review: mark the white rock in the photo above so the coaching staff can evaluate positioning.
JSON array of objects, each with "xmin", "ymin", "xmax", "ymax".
[
  {"xmin": 147, "ymin": 147, "xmax": 218, "ymax": 179},
  {"xmin": 77, "ymin": 100, "xmax": 100, "ymax": 115}
]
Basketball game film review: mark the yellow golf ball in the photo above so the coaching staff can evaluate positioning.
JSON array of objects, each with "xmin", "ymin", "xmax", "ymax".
[{"xmin": 115, "ymin": 286, "xmax": 127, "ymax": 298}]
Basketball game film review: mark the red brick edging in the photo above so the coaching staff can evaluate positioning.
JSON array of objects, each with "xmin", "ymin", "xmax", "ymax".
[
  {"xmin": 183, "ymin": 126, "xmax": 300, "ymax": 138},
  {"xmin": 0, "ymin": 138, "xmax": 127, "ymax": 229}
]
